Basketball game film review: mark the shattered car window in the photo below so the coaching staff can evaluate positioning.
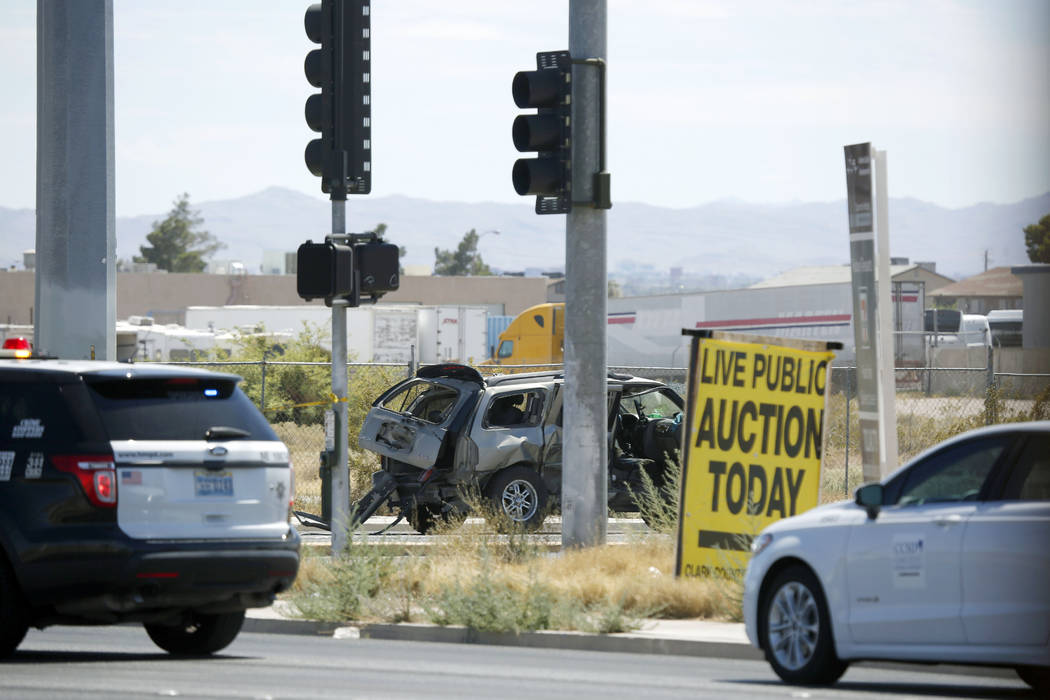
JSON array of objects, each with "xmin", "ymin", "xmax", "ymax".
[
  {"xmin": 484, "ymin": 390, "xmax": 545, "ymax": 429},
  {"xmin": 622, "ymin": 388, "xmax": 681, "ymax": 421},
  {"xmin": 380, "ymin": 380, "xmax": 460, "ymax": 424}
]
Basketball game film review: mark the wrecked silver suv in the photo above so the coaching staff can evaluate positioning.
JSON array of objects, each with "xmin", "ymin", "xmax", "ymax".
[{"xmin": 355, "ymin": 364, "xmax": 684, "ymax": 532}]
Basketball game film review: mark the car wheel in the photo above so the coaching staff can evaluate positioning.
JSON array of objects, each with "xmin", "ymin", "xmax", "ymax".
[
  {"xmin": 408, "ymin": 504, "xmax": 467, "ymax": 535},
  {"xmin": 1015, "ymin": 665, "xmax": 1050, "ymax": 693},
  {"xmin": 485, "ymin": 466, "xmax": 548, "ymax": 532},
  {"xmin": 760, "ymin": 565, "xmax": 847, "ymax": 685},
  {"xmin": 144, "ymin": 610, "xmax": 245, "ymax": 656},
  {"xmin": 407, "ymin": 505, "xmax": 437, "ymax": 534},
  {"xmin": 0, "ymin": 557, "xmax": 29, "ymax": 659}
]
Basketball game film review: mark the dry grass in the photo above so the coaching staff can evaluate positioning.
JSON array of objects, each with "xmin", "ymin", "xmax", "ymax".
[
  {"xmin": 287, "ymin": 515, "xmax": 734, "ymax": 632},
  {"xmin": 273, "ymin": 422, "xmax": 381, "ymax": 514},
  {"xmin": 533, "ymin": 541, "xmax": 726, "ymax": 620}
]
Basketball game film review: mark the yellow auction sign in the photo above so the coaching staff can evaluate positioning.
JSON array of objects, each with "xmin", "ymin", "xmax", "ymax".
[{"xmin": 675, "ymin": 331, "xmax": 837, "ymax": 579}]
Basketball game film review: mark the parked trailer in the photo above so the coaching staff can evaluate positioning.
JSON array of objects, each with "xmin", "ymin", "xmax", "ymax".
[
  {"xmin": 116, "ymin": 316, "xmax": 295, "ymax": 363},
  {"xmin": 492, "ymin": 281, "xmax": 926, "ymax": 368},
  {"xmin": 183, "ymin": 304, "xmax": 490, "ymax": 364}
]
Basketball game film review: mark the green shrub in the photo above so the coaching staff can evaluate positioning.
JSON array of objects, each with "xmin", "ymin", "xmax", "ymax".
[{"xmin": 289, "ymin": 539, "xmax": 394, "ymax": 621}]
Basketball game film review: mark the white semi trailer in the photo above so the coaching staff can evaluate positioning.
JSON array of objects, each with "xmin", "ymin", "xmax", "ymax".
[
  {"xmin": 604, "ymin": 280, "xmax": 925, "ymax": 368},
  {"xmin": 182, "ymin": 304, "xmax": 490, "ymax": 364}
]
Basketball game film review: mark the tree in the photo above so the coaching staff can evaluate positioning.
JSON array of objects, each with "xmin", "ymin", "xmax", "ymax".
[
  {"xmin": 1024, "ymin": 213, "xmax": 1050, "ymax": 263},
  {"xmin": 135, "ymin": 193, "xmax": 224, "ymax": 272},
  {"xmin": 433, "ymin": 229, "xmax": 492, "ymax": 276}
]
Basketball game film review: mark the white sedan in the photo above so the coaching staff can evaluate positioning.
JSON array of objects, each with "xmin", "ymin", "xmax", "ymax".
[{"xmin": 743, "ymin": 421, "xmax": 1050, "ymax": 692}]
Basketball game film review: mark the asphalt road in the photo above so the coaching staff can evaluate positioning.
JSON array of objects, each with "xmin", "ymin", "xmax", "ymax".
[{"xmin": 4, "ymin": 626, "xmax": 1033, "ymax": 699}]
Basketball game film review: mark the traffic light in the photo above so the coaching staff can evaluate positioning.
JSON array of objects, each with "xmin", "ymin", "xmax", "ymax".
[
  {"xmin": 303, "ymin": 0, "xmax": 372, "ymax": 199},
  {"xmin": 296, "ymin": 240, "xmax": 355, "ymax": 304},
  {"xmin": 512, "ymin": 51, "xmax": 571, "ymax": 215}
]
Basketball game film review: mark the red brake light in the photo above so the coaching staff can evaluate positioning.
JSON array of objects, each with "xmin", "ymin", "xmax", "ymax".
[
  {"xmin": 94, "ymin": 470, "xmax": 116, "ymax": 504},
  {"xmin": 52, "ymin": 455, "xmax": 117, "ymax": 508}
]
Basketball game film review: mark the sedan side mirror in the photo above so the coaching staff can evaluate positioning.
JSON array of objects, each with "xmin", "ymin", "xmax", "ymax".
[{"xmin": 855, "ymin": 483, "xmax": 884, "ymax": 520}]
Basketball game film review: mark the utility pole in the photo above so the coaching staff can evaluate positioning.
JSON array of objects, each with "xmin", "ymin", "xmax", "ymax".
[
  {"xmin": 36, "ymin": 0, "xmax": 115, "ymax": 360},
  {"xmin": 509, "ymin": 1, "xmax": 610, "ymax": 546},
  {"xmin": 563, "ymin": 0, "xmax": 608, "ymax": 548}
]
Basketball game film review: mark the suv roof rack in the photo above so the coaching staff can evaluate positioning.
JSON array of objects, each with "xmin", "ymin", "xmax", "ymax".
[
  {"xmin": 486, "ymin": 369, "xmax": 565, "ymax": 386},
  {"xmin": 486, "ymin": 368, "xmax": 643, "ymax": 386}
]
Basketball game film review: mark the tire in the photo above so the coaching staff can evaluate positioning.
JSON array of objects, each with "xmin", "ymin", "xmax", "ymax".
[
  {"xmin": 0, "ymin": 557, "xmax": 29, "ymax": 659},
  {"xmin": 760, "ymin": 565, "xmax": 847, "ymax": 685},
  {"xmin": 407, "ymin": 505, "xmax": 438, "ymax": 535},
  {"xmin": 1015, "ymin": 666, "xmax": 1050, "ymax": 693},
  {"xmin": 144, "ymin": 610, "xmax": 245, "ymax": 656},
  {"xmin": 408, "ymin": 504, "xmax": 467, "ymax": 535},
  {"xmin": 485, "ymin": 466, "xmax": 548, "ymax": 532}
]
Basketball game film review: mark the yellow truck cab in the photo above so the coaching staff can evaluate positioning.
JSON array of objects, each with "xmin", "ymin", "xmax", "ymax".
[{"xmin": 491, "ymin": 303, "xmax": 565, "ymax": 365}]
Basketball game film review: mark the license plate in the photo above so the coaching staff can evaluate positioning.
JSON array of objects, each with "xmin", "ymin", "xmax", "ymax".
[{"xmin": 195, "ymin": 470, "xmax": 233, "ymax": 497}]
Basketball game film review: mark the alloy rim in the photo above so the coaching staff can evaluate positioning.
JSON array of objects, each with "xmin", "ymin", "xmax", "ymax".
[
  {"xmin": 767, "ymin": 580, "xmax": 820, "ymax": 671},
  {"xmin": 500, "ymin": 479, "xmax": 538, "ymax": 521}
]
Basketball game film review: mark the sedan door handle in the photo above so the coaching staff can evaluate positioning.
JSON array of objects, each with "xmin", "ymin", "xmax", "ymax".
[{"xmin": 933, "ymin": 514, "xmax": 964, "ymax": 526}]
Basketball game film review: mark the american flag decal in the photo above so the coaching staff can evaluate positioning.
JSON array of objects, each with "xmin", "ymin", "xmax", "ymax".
[{"xmin": 121, "ymin": 470, "xmax": 142, "ymax": 485}]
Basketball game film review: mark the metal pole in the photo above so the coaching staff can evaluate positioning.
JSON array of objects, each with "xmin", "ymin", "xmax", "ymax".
[
  {"xmin": 330, "ymin": 199, "xmax": 350, "ymax": 556},
  {"xmin": 985, "ymin": 344, "xmax": 995, "ymax": 425},
  {"xmin": 844, "ymin": 366, "xmax": 850, "ymax": 495},
  {"xmin": 874, "ymin": 149, "xmax": 898, "ymax": 477},
  {"xmin": 260, "ymin": 352, "xmax": 267, "ymax": 414},
  {"xmin": 563, "ymin": 0, "xmax": 607, "ymax": 549}
]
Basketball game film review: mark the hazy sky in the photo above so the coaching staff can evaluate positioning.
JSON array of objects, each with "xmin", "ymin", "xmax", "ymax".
[{"xmin": 0, "ymin": 0, "xmax": 1047, "ymax": 217}]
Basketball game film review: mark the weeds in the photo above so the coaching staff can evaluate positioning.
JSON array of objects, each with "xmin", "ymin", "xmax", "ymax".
[
  {"xmin": 629, "ymin": 454, "xmax": 681, "ymax": 536},
  {"xmin": 290, "ymin": 537, "xmax": 396, "ymax": 621},
  {"xmin": 424, "ymin": 557, "xmax": 559, "ymax": 633},
  {"xmin": 287, "ymin": 530, "xmax": 726, "ymax": 633}
]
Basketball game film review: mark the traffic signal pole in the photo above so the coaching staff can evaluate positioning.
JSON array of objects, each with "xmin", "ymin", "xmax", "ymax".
[
  {"xmin": 330, "ymin": 200, "xmax": 350, "ymax": 556},
  {"xmin": 321, "ymin": 0, "xmax": 352, "ymax": 557},
  {"xmin": 303, "ymin": 1, "xmax": 374, "ymax": 556},
  {"xmin": 562, "ymin": 0, "xmax": 608, "ymax": 548}
]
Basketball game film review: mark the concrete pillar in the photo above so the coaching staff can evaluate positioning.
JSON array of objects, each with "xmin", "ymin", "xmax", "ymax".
[{"xmin": 35, "ymin": 0, "xmax": 115, "ymax": 359}]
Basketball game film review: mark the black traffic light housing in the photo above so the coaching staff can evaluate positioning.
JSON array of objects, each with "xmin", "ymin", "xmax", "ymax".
[
  {"xmin": 304, "ymin": 0, "xmax": 371, "ymax": 200},
  {"xmin": 512, "ymin": 51, "xmax": 571, "ymax": 215},
  {"xmin": 297, "ymin": 240, "xmax": 354, "ymax": 304},
  {"xmin": 296, "ymin": 233, "xmax": 398, "ymax": 307},
  {"xmin": 355, "ymin": 241, "xmax": 399, "ymax": 296}
]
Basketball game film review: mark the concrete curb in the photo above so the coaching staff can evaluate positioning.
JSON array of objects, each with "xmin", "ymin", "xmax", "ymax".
[
  {"xmin": 241, "ymin": 614, "xmax": 1019, "ymax": 681},
  {"xmin": 242, "ymin": 616, "xmax": 760, "ymax": 661},
  {"xmin": 355, "ymin": 622, "xmax": 764, "ymax": 661}
]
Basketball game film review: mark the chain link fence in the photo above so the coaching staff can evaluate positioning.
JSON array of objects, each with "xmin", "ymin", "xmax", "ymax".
[{"xmin": 172, "ymin": 357, "xmax": 1049, "ymax": 513}]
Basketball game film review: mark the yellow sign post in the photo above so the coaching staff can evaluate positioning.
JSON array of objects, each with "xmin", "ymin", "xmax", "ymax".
[{"xmin": 675, "ymin": 331, "xmax": 838, "ymax": 579}]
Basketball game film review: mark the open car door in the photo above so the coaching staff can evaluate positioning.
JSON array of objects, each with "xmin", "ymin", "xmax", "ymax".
[{"xmin": 359, "ymin": 377, "xmax": 474, "ymax": 469}]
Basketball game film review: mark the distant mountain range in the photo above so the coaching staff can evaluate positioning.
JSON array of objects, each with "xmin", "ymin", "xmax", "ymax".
[{"xmin": 1, "ymin": 187, "xmax": 1046, "ymax": 282}]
